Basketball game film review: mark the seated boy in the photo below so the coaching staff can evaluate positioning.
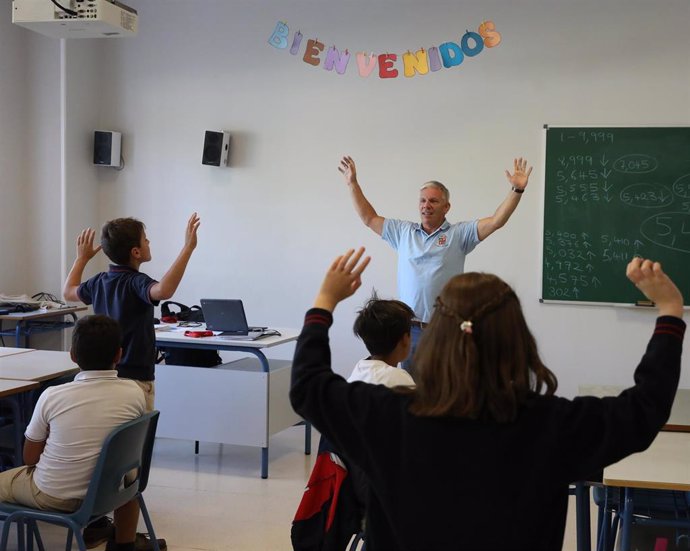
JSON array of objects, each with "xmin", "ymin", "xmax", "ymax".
[
  {"xmin": 348, "ymin": 294, "xmax": 416, "ymax": 387},
  {"xmin": 0, "ymin": 315, "xmax": 148, "ymax": 551},
  {"xmin": 291, "ymin": 295, "xmax": 415, "ymax": 550}
]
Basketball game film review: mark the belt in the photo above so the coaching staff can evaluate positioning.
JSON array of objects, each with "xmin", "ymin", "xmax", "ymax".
[{"xmin": 411, "ymin": 320, "xmax": 428, "ymax": 329}]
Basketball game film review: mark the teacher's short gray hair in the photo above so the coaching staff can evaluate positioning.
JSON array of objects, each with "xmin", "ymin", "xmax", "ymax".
[{"xmin": 420, "ymin": 180, "xmax": 450, "ymax": 202}]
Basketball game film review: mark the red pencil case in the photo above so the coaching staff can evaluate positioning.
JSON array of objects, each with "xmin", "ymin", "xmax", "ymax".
[{"xmin": 183, "ymin": 330, "xmax": 214, "ymax": 338}]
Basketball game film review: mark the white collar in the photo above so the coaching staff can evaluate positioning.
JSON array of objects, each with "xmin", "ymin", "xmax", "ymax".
[{"xmin": 74, "ymin": 370, "xmax": 119, "ymax": 381}]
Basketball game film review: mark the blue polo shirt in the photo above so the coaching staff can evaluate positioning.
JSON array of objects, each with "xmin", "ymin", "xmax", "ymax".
[
  {"xmin": 382, "ymin": 218, "xmax": 479, "ymax": 322},
  {"xmin": 77, "ymin": 265, "xmax": 159, "ymax": 381}
]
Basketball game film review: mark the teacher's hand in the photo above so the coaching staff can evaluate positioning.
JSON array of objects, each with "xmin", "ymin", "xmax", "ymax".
[
  {"xmin": 338, "ymin": 156, "xmax": 358, "ymax": 187},
  {"xmin": 505, "ymin": 157, "xmax": 533, "ymax": 191}
]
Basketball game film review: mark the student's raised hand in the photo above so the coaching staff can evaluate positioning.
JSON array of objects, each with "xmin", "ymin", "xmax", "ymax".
[
  {"xmin": 626, "ymin": 257, "xmax": 683, "ymax": 318},
  {"xmin": 338, "ymin": 156, "xmax": 358, "ymax": 187},
  {"xmin": 75, "ymin": 228, "xmax": 101, "ymax": 262},
  {"xmin": 505, "ymin": 157, "xmax": 533, "ymax": 191},
  {"xmin": 184, "ymin": 212, "xmax": 201, "ymax": 251},
  {"xmin": 314, "ymin": 248, "xmax": 371, "ymax": 312}
]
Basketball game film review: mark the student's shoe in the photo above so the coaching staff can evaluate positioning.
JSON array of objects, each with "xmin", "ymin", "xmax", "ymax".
[
  {"xmin": 83, "ymin": 517, "xmax": 116, "ymax": 549},
  {"xmin": 105, "ymin": 533, "xmax": 168, "ymax": 551}
]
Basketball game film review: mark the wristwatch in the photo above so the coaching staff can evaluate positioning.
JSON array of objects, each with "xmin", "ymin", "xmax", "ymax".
[{"xmin": 512, "ymin": 186, "xmax": 525, "ymax": 194}]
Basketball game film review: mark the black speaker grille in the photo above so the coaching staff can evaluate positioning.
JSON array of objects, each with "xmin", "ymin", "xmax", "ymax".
[
  {"xmin": 202, "ymin": 131, "xmax": 224, "ymax": 166},
  {"xmin": 94, "ymin": 131, "xmax": 113, "ymax": 165}
]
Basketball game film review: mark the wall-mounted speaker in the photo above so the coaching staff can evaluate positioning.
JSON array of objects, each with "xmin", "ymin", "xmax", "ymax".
[
  {"xmin": 202, "ymin": 130, "xmax": 230, "ymax": 167},
  {"xmin": 93, "ymin": 131, "xmax": 122, "ymax": 167}
]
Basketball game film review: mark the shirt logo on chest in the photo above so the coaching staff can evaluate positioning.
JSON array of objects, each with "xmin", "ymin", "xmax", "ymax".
[{"xmin": 436, "ymin": 234, "xmax": 447, "ymax": 247}]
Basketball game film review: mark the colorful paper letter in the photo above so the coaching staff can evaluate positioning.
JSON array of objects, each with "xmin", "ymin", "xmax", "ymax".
[
  {"xmin": 439, "ymin": 42, "xmax": 464, "ymax": 68},
  {"xmin": 356, "ymin": 52, "xmax": 378, "ymax": 77},
  {"xmin": 324, "ymin": 46, "xmax": 351, "ymax": 74},
  {"xmin": 461, "ymin": 31, "xmax": 484, "ymax": 57},
  {"xmin": 478, "ymin": 20, "xmax": 502, "ymax": 48},
  {"xmin": 303, "ymin": 39, "xmax": 325, "ymax": 66},
  {"xmin": 378, "ymin": 54, "xmax": 398, "ymax": 78},
  {"xmin": 268, "ymin": 21, "xmax": 289, "ymax": 49},
  {"xmin": 402, "ymin": 49, "xmax": 429, "ymax": 77},
  {"xmin": 427, "ymin": 47, "xmax": 443, "ymax": 72},
  {"xmin": 290, "ymin": 31, "xmax": 303, "ymax": 55}
]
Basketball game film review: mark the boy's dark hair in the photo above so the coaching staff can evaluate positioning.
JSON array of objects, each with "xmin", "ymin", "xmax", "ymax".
[
  {"xmin": 353, "ymin": 292, "xmax": 415, "ymax": 356},
  {"xmin": 100, "ymin": 217, "xmax": 145, "ymax": 265},
  {"xmin": 71, "ymin": 315, "xmax": 122, "ymax": 371}
]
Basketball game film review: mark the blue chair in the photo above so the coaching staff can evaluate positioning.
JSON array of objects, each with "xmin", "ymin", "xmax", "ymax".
[
  {"xmin": 594, "ymin": 486, "xmax": 690, "ymax": 551},
  {"xmin": 0, "ymin": 410, "xmax": 161, "ymax": 551}
]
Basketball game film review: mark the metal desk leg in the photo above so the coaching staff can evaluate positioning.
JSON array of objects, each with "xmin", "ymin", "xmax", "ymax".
[
  {"xmin": 305, "ymin": 421, "xmax": 311, "ymax": 455},
  {"xmin": 620, "ymin": 488, "xmax": 634, "ymax": 551},
  {"xmin": 261, "ymin": 447, "xmax": 269, "ymax": 479},
  {"xmin": 15, "ymin": 321, "xmax": 24, "ymax": 348},
  {"xmin": 575, "ymin": 481, "xmax": 592, "ymax": 551}
]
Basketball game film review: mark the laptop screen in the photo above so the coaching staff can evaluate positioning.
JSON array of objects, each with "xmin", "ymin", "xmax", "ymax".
[{"xmin": 200, "ymin": 299, "xmax": 250, "ymax": 334}]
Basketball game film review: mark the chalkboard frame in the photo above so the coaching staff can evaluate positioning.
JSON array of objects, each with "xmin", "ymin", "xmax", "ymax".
[{"xmin": 540, "ymin": 124, "xmax": 690, "ymax": 307}]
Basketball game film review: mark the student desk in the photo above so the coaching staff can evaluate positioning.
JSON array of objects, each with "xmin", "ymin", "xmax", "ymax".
[
  {"xmin": 0, "ymin": 379, "xmax": 40, "ymax": 398},
  {"xmin": 602, "ymin": 432, "xmax": 690, "ymax": 551},
  {"xmin": 0, "ymin": 350, "xmax": 80, "ymax": 466},
  {"xmin": 577, "ymin": 385, "xmax": 690, "ymax": 551},
  {"xmin": 0, "ymin": 379, "xmax": 42, "ymax": 468},
  {"xmin": 0, "ymin": 350, "xmax": 80, "ymax": 382},
  {"xmin": 0, "ymin": 348, "xmax": 34, "ymax": 358},
  {"xmin": 155, "ymin": 328, "xmax": 310, "ymax": 479},
  {"xmin": 0, "ymin": 306, "xmax": 87, "ymax": 348}
]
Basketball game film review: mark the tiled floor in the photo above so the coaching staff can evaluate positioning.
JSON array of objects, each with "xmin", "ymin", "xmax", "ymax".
[{"xmin": 1, "ymin": 426, "xmax": 588, "ymax": 550}]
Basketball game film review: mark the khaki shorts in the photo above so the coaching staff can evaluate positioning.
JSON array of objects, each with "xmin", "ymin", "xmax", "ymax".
[
  {"xmin": 0, "ymin": 465, "xmax": 81, "ymax": 512},
  {"xmin": 134, "ymin": 380, "xmax": 155, "ymax": 412}
]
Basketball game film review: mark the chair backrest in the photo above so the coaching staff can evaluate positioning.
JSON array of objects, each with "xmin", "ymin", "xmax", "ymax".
[{"xmin": 71, "ymin": 411, "xmax": 160, "ymax": 525}]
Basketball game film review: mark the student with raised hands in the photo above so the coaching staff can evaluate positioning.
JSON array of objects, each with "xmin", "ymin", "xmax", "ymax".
[{"xmin": 290, "ymin": 251, "xmax": 684, "ymax": 551}]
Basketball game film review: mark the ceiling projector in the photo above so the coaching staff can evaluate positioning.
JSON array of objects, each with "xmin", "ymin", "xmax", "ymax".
[{"xmin": 12, "ymin": 0, "xmax": 138, "ymax": 39}]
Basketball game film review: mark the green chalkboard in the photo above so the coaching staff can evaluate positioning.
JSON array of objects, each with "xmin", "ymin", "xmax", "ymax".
[{"xmin": 542, "ymin": 127, "xmax": 690, "ymax": 305}]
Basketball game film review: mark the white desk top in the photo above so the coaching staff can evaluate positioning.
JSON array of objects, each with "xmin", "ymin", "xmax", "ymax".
[
  {"xmin": 580, "ymin": 385, "xmax": 690, "ymax": 431},
  {"xmin": 0, "ymin": 305, "xmax": 87, "ymax": 321},
  {"xmin": 603, "ymin": 432, "xmax": 690, "ymax": 491},
  {"xmin": 0, "ymin": 350, "xmax": 80, "ymax": 382},
  {"xmin": 0, "ymin": 347, "xmax": 35, "ymax": 358},
  {"xmin": 0, "ymin": 378, "xmax": 40, "ymax": 397},
  {"xmin": 155, "ymin": 325, "xmax": 299, "ymax": 349}
]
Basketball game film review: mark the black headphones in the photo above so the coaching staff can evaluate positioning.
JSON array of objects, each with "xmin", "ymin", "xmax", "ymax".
[{"xmin": 160, "ymin": 301, "xmax": 204, "ymax": 323}]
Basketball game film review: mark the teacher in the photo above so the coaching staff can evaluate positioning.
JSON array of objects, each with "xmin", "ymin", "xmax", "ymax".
[{"xmin": 338, "ymin": 155, "xmax": 533, "ymax": 370}]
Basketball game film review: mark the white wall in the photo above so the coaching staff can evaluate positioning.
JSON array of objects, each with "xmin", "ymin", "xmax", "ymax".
[
  {"xmin": 0, "ymin": 11, "xmax": 29, "ymax": 292},
  {"xmin": 3, "ymin": 0, "xmax": 690, "ymax": 395}
]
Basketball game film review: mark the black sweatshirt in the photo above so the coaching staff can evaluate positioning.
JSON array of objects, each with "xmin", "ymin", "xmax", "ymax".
[{"xmin": 290, "ymin": 309, "xmax": 685, "ymax": 551}]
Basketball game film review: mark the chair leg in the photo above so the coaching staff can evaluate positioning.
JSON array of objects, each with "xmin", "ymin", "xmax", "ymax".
[
  {"xmin": 73, "ymin": 530, "xmax": 88, "ymax": 551},
  {"xmin": 0, "ymin": 517, "xmax": 22, "ymax": 551},
  {"xmin": 137, "ymin": 499, "xmax": 157, "ymax": 544},
  {"xmin": 65, "ymin": 527, "xmax": 73, "ymax": 551},
  {"xmin": 27, "ymin": 520, "xmax": 45, "ymax": 551},
  {"xmin": 17, "ymin": 519, "xmax": 25, "ymax": 551},
  {"xmin": 137, "ymin": 495, "xmax": 160, "ymax": 551}
]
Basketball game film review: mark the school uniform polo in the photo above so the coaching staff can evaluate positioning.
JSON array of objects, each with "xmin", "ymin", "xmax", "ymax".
[
  {"xmin": 78, "ymin": 265, "xmax": 159, "ymax": 381},
  {"xmin": 382, "ymin": 218, "xmax": 480, "ymax": 322},
  {"xmin": 347, "ymin": 358, "xmax": 415, "ymax": 388},
  {"xmin": 24, "ymin": 370, "xmax": 145, "ymax": 500}
]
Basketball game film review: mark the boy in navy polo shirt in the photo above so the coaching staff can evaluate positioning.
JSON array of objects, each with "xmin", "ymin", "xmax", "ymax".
[{"xmin": 63, "ymin": 213, "xmax": 200, "ymax": 411}]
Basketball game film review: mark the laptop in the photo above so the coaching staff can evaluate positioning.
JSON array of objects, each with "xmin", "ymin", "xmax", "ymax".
[{"xmin": 200, "ymin": 299, "xmax": 273, "ymax": 340}]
